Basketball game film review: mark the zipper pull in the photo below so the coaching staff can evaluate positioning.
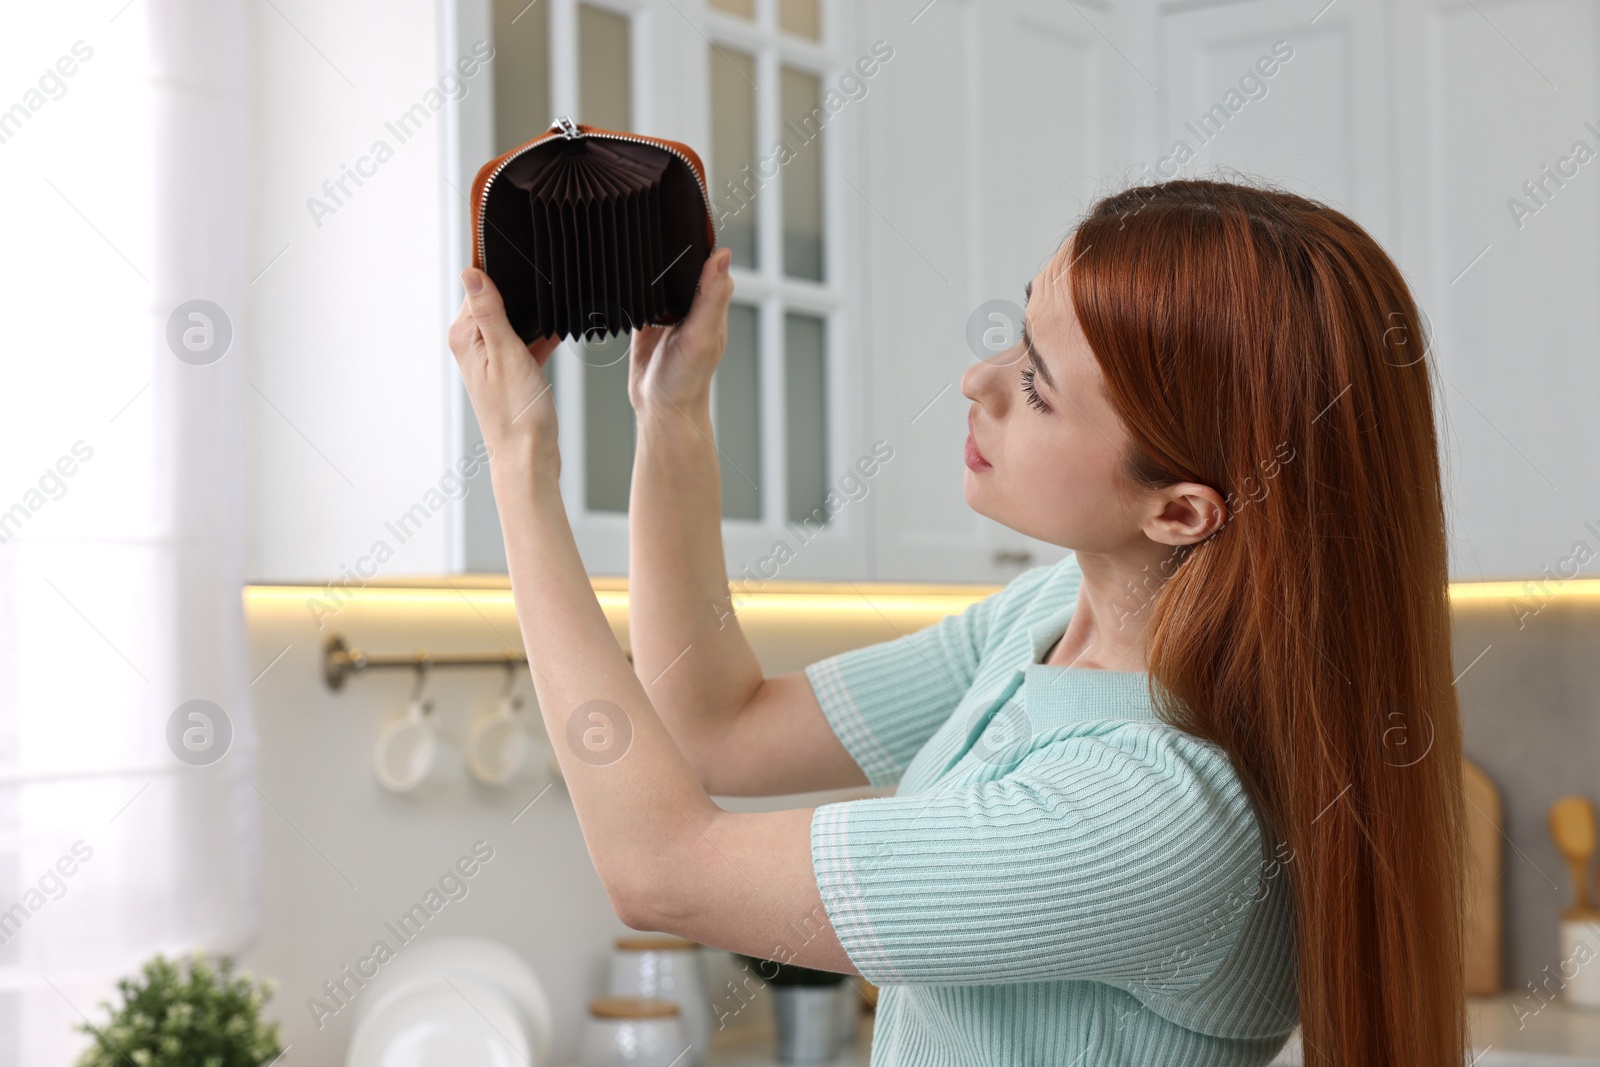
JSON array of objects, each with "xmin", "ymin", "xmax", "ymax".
[{"xmin": 554, "ymin": 115, "xmax": 581, "ymax": 139}]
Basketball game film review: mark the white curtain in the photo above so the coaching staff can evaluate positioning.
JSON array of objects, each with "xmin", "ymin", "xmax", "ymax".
[{"xmin": 0, "ymin": 2, "xmax": 256, "ymax": 1063}]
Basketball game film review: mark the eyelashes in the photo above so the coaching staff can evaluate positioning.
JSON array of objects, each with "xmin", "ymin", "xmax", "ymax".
[{"xmin": 1020, "ymin": 366, "xmax": 1050, "ymax": 413}]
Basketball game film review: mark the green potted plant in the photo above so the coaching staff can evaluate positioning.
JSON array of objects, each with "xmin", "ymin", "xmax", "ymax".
[{"xmin": 74, "ymin": 951, "xmax": 285, "ymax": 1067}]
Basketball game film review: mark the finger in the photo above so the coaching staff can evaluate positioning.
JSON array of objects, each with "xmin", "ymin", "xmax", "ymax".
[
  {"xmin": 459, "ymin": 268, "xmax": 523, "ymax": 354},
  {"xmin": 447, "ymin": 295, "xmax": 478, "ymax": 358},
  {"xmin": 676, "ymin": 247, "xmax": 734, "ymax": 336}
]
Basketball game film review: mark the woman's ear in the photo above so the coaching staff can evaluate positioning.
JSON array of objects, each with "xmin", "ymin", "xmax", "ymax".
[{"xmin": 1143, "ymin": 482, "xmax": 1227, "ymax": 546}]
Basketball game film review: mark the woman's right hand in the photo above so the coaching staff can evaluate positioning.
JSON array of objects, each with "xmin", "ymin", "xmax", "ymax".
[{"xmin": 628, "ymin": 246, "xmax": 734, "ymax": 416}]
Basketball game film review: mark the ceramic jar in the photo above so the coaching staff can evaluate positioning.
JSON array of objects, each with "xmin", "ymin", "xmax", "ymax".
[
  {"xmin": 581, "ymin": 997, "xmax": 689, "ymax": 1067},
  {"xmin": 607, "ymin": 936, "xmax": 712, "ymax": 1065}
]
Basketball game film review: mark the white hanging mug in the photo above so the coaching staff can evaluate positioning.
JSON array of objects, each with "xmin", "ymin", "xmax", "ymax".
[
  {"xmin": 466, "ymin": 693, "xmax": 531, "ymax": 786},
  {"xmin": 373, "ymin": 697, "xmax": 438, "ymax": 792}
]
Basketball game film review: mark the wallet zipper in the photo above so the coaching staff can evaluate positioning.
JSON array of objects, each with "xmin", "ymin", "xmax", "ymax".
[{"xmin": 477, "ymin": 114, "xmax": 716, "ymax": 275}]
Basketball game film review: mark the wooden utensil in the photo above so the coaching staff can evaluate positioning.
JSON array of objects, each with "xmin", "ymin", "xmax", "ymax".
[{"xmin": 1548, "ymin": 795, "xmax": 1598, "ymax": 919}]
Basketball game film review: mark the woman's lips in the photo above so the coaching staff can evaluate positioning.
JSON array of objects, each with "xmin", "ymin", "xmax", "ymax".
[{"xmin": 964, "ymin": 432, "xmax": 992, "ymax": 472}]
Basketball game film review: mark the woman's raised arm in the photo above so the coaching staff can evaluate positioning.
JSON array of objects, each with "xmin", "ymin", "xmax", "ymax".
[
  {"xmin": 447, "ymin": 259, "xmax": 859, "ymax": 974},
  {"xmin": 626, "ymin": 249, "xmax": 867, "ymax": 797}
]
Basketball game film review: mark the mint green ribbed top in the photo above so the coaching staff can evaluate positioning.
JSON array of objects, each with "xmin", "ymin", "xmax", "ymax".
[{"xmin": 805, "ymin": 552, "xmax": 1299, "ymax": 1066}]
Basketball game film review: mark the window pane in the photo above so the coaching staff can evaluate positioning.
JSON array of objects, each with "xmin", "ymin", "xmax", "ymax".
[
  {"xmin": 780, "ymin": 67, "xmax": 824, "ymax": 280},
  {"xmin": 583, "ymin": 335, "xmax": 634, "ymax": 513},
  {"xmin": 492, "ymin": 0, "xmax": 550, "ymax": 152},
  {"xmin": 716, "ymin": 304, "xmax": 762, "ymax": 520},
  {"xmin": 710, "ymin": 46, "xmax": 758, "ymax": 270},
  {"xmin": 778, "ymin": 0, "xmax": 821, "ymax": 40},
  {"xmin": 785, "ymin": 312, "xmax": 828, "ymax": 526},
  {"xmin": 579, "ymin": 4, "xmax": 631, "ymax": 129},
  {"xmin": 709, "ymin": 0, "xmax": 755, "ymax": 17},
  {"xmin": 578, "ymin": 4, "xmax": 633, "ymax": 515},
  {"xmin": 475, "ymin": 0, "xmax": 551, "ymax": 570}
]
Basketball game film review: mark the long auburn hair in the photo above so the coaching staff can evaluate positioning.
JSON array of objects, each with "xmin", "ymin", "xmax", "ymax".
[{"xmin": 1065, "ymin": 179, "xmax": 1467, "ymax": 1066}]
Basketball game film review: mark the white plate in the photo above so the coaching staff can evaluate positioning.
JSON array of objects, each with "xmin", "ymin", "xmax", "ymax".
[{"xmin": 346, "ymin": 937, "xmax": 554, "ymax": 1067}]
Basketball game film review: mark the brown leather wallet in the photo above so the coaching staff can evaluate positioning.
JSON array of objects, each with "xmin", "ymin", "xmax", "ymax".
[{"xmin": 470, "ymin": 115, "xmax": 716, "ymax": 344}]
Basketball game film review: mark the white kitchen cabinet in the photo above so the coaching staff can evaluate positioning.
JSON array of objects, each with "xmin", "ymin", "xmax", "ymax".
[
  {"xmin": 245, "ymin": 0, "xmax": 1599, "ymax": 583},
  {"xmin": 1155, "ymin": 0, "xmax": 1391, "ymax": 237},
  {"xmin": 861, "ymin": 0, "xmax": 1600, "ymax": 584},
  {"xmin": 451, "ymin": 0, "xmax": 875, "ymax": 581},
  {"xmin": 860, "ymin": 0, "xmax": 1132, "ymax": 582},
  {"xmin": 1392, "ymin": 0, "xmax": 1600, "ymax": 582}
]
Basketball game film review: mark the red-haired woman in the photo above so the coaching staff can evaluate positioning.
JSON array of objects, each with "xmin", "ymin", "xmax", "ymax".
[{"xmin": 449, "ymin": 178, "xmax": 1466, "ymax": 1066}]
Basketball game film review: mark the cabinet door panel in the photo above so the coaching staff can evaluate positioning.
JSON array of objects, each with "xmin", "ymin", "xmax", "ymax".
[
  {"xmin": 1157, "ymin": 0, "xmax": 1389, "ymax": 240},
  {"xmin": 869, "ymin": 0, "xmax": 1118, "ymax": 581},
  {"xmin": 1396, "ymin": 0, "xmax": 1600, "ymax": 578},
  {"xmin": 455, "ymin": 0, "xmax": 870, "ymax": 580}
]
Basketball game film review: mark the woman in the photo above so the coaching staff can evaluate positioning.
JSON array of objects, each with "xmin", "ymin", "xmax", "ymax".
[{"xmin": 448, "ymin": 178, "xmax": 1468, "ymax": 1066}]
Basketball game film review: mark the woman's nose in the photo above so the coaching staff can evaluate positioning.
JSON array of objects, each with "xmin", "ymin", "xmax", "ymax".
[{"xmin": 961, "ymin": 343, "xmax": 1019, "ymax": 406}]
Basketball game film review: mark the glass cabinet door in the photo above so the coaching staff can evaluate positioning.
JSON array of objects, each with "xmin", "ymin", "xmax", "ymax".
[
  {"xmin": 575, "ymin": 3, "xmax": 638, "ymax": 518},
  {"xmin": 703, "ymin": 0, "xmax": 859, "ymax": 579},
  {"xmin": 456, "ymin": 0, "xmax": 866, "ymax": 580}
]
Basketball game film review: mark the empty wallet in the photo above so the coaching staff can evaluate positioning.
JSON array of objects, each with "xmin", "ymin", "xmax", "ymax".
[{"xmin": 469, "ymin": 115, "xmax": 717, "ymax": 344}]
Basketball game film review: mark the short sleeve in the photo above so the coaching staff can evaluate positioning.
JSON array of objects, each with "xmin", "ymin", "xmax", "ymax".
[
  {"xmin": 809, "ymin": 725, "xmax": 1267, "ymax": 992},
  {"xmin": 803, "ymin": 590, "xmax": 1003, "ymax": 790}
]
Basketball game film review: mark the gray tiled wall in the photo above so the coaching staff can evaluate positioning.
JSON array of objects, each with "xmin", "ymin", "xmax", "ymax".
[{"xmin": 1454, "ymin": 593, "xmax": 1600, "ymax": 997}]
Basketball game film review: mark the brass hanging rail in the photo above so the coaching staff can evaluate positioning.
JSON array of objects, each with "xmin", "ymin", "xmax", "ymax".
[{"xmin": 322, "ymin": 634, "xmax": 526, "ymax": 691}]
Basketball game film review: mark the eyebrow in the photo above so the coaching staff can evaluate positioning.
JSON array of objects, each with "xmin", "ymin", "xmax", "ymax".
[{"xmin": 1021, "ymin": 280, "xmax": 1057, "ymax": 393}]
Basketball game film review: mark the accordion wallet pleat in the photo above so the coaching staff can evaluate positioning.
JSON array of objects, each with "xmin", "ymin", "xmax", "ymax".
[{"xmin": 470, "ymin": 118, "xmax": 717, "ymax": 344}]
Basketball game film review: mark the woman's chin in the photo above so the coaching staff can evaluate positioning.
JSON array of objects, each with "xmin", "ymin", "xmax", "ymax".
[{"xmin": 961, "ymin": 473, "xmax": 993, "ymax": 515}]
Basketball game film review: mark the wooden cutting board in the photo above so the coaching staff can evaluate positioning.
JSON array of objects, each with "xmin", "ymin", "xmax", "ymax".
[{"xmin": 1464, "ymin": 757, "xmax": 1502, "ymax": 994}]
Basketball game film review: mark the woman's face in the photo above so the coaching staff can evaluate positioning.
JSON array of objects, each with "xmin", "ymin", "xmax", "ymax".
[{"xmin": 958, "ymin": 252, "xmax": 1151, "ymax": 552}]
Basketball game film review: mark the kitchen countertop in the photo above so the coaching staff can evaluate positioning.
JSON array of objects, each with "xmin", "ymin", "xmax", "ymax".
[
  {"xmin": 1268, "ymin": 994, "xmax": 1600, "ymax": 1066},
  {"xmin": 1468, "ymin": 992, "xmax": 1600, "ymax": 1065},
  {"xmin": 699, "ymin": 1014, "xmax": 875, "ymax": 1067},
  {"xmin": 554, "ymin": 1012, "xmax": 875, "ymax": 1067},
  {"xmin": 561, "ymin": 994, "xmax": 1600, "ymax": 1066}
]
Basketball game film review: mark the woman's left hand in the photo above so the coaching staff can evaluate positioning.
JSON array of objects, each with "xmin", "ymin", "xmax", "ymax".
[{"xmin": 449, "ymin": 267, "xmax": 563, "ymax": 471}]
